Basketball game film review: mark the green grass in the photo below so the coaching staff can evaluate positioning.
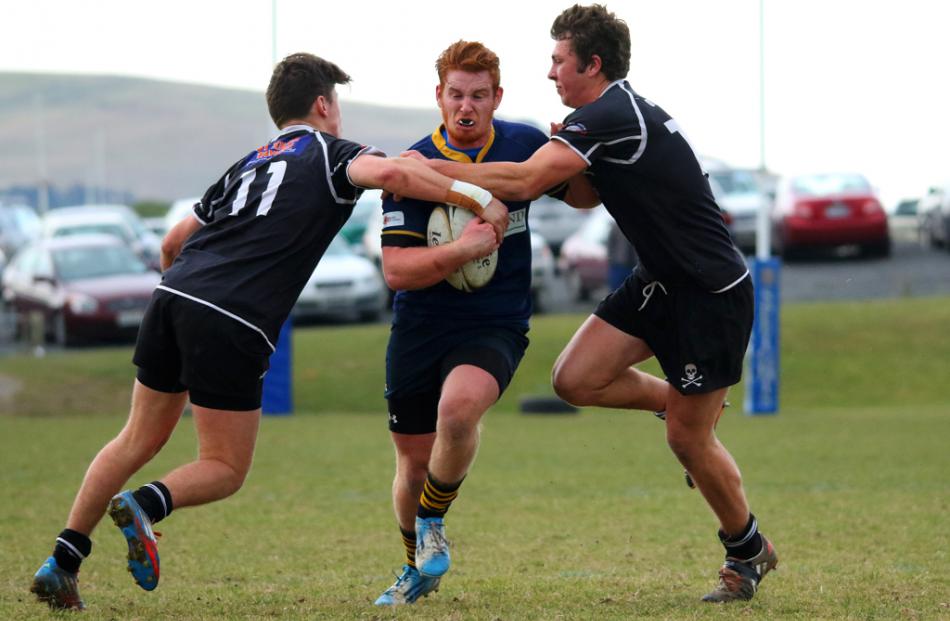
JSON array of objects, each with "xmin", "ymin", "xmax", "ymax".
[{"xmin": 1, "ymin": 298, "xmax": 949, "ymax": 619}]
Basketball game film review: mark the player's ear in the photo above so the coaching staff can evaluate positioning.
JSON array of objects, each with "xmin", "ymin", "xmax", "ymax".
[
  {"xmin": 313, "ymin": 95, "xmax": 329, "ymax": 118},
  {"xmin": 494, "ymin": 86, "xmax": 504, "ymax": 110},
  {"xmin": 435, "ymin": 84, "xmax": 444, "ymax": 108},
  {"xmin": 586, "ymin": 54, "xmax": 603, "ymax": 77}
]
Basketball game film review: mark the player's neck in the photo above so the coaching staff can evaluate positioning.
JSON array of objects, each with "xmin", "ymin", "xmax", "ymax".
[{"xmin": 279, "ymin": 117, "xmax": 335, "ymax": 136}]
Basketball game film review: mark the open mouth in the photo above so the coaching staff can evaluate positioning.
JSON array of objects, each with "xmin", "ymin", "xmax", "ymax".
[{"xmin": 457, "ymin": 118, "xmax": 475, "ymax": 128}]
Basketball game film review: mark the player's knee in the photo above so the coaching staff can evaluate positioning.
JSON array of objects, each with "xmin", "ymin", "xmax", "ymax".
[
  {"xmin": 665, "ymin": 424, "xmax": 706, "ymax": 466},
  {"xmin": 552, "ymin": 366, "xmax": 592, "ymax": 406}
]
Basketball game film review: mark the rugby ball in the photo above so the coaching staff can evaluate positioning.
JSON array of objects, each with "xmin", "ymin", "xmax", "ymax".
[{"xmin": 427, "ymin": 205, "xmax": 498, "ymax": 291}]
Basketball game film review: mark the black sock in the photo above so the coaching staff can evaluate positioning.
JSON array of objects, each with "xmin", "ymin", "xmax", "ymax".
[
  {"xmin": 53, "ymin": 529, "xmax": 91, "ymax": 574},
  {"xmin": 719, "ymin": 513, "xmax": 763, "ymax": 561},
  {"xmin": 417, "ymin": 473, "xmax": 462, "ymax": 519},
  {"xmin": 400, "ymin": 527, "xmax": 417, "ymax": 568},
  {"xmin": 132, "ymin": 481, "xmax": 174, "ymax": 524}
]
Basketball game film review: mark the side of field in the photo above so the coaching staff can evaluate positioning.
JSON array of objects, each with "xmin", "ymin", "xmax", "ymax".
[{"xmin": 1, "ymin": 296, "xmax": 949, "ymax": 417}]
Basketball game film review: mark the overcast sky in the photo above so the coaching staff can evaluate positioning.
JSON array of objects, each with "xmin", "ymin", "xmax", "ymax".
[{"xmin": 3, "ymin": 0, "xmax": 948, "ymax": 205}]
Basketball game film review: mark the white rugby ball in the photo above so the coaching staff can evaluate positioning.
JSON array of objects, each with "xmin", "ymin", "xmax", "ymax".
[{"xmin": 426, "ymin": 205, "xmax": 498, "ymax": 291}]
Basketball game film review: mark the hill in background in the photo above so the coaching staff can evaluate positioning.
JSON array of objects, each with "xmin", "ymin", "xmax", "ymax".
[{"xmin": 0, "ymin": 73, "xmax": 444, "ymax": 203}]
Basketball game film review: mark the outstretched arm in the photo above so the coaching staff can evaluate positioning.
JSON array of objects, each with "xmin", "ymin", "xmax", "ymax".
[
  {"xmin": 424, "ymin": 140, "xmax": 590, "ymax": 202},
  {"xmin": 348, "ymin": 154, "xmax": 509, "ymax": 242},
  {"xmin": 161, "ymin": 214, "xmax": 203, "ymax": 271}
]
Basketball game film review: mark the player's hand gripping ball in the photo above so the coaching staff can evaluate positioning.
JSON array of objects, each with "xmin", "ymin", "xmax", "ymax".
[{"xmin": 427, "ymin": 205, "xmax": 498, "ymax": 291}]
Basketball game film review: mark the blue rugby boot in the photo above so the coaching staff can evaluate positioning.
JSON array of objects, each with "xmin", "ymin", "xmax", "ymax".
[
  {"xmin": 30, "ymin": 556, "xmax": 85, "ymax": 610},
  {"xmin": 108, "ymin": 490, "xmax": 160, "ymax": 591},
  {"xmin": 415, "ymin": 516, "xmax": 450, "ymax": 577},
  {"xmin": 374, "ymin": 565, "xmax": 440, "ymax": 606}
]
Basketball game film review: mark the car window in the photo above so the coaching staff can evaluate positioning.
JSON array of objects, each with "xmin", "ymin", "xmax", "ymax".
[
  {"xmin": 792, "ymin": 173, "xmax": 870, "ymax": 196},
  {"xmin": 53, "ymin": 245, "xmax": 148, "ymax": 281},
  {"xmin": 710, "ymin": 170, "xmax": 759, "ymax": 195},
  {"xmin": 323, "ymin": 236, "xmax": 352, "ymax": 257}
]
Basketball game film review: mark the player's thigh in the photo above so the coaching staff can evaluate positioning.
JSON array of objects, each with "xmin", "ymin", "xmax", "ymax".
[
  {"xmin": 440, "ymin": 365, "xmax": 500, "ymax": 421},
  {"xmin": 553, "ymin": 314, "xmax": 654, "ymax": 386}
]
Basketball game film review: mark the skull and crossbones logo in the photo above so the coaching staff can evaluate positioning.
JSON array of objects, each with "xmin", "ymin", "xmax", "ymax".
[{"xmin": 680, "ymin": 363, "xmax": 704, "ymax": 389}]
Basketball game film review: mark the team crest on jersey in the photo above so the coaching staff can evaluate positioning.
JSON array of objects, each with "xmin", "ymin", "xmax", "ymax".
[
  {"xmin": 248, "ymin": 134, "xmax": 311, "ymax": 165},
  {"xmin": 561, "ymin": 122, "xmax": 588, "ymax": 134}
]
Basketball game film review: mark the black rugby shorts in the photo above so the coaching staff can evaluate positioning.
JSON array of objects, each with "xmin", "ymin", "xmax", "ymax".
[
  {"xmin": 133, "ymin": 290, "xmax": 272, "ymax": 410},
  {"xmin": 594, "ymin": 272, "xmax": 753, "ymax": 395}
]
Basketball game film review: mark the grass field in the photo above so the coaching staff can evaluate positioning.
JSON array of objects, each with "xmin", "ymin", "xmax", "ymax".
[{"xmin": 1, "ymin": 297, "xmax": 949, "ymax": 619}]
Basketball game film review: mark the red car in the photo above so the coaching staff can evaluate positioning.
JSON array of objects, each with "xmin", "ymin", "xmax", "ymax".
[
  {"xmin": 1, "ymin": 235, "xmax": 160, "ymax": 346},
  {"xmin": 772, "ymin": 172, "xmax": 890, "ymax": 259}
]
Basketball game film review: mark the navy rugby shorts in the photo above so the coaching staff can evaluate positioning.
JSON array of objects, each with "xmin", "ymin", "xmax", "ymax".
[
  {"xmin": 594, "ymin": 272, "xmax": 753, "ymax": 395},
  {"xmin": 133, "ymin": 290, "xmax": 272, "ymax": 411},
  {"xmin": 385, "ymin": 317, "xmax": 529, "ymax": 434}
]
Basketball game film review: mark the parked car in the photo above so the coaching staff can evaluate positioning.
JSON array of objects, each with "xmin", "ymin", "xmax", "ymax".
[
  {"xmin": 703, "ymin": 160, "xmax": 770, "ymax": 253},
  {"xmin": 771, "ymin": 172, "xmax": 890, "ymax": 259},
  {"xmin": 44, "ymin": 205, "xmax": 163, "ymax": 270},
  {"xmin": 918, "ymin": 184, "xmax": 950, "ymax": 250},
  {"xmin": 889, "ymin": 197, "xmax": 921, "ymax": 243},
  {"xmin": 530, "ymin": 232, "xmax": 556, "ymax": 312},
  {"xmin": 340, "ymin": 189, "xmax": 382, "ymax": 250},
  {"xmin": 0, "ymin": 204, "xmax": 42, "ymax": 268},
  {"xmin": 558, "ymin": 206, "xmax": 611, "ymax": 300},
  {"xmin": 292, "ymin": 235, "xmax": 388, "ymax": 323},
  {"xmin": 528, "ymin": 196, "xmax": 596, "ymax": 256},
  {"xmin": 164, "ymin": 197, "xmax": 201, "ymax": 233},
  {"xmin": 1, "ymin": 235, "xmax": 160, "ymax": 345}
]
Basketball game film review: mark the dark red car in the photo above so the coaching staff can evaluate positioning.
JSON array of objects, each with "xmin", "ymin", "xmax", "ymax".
[
  {"xmin": 1, "ymin": 235, "xmax": 160, "ymax": 346},
  {"xmin": 772, "ymin": 172, "xmax": 890, "ymax": 259}
]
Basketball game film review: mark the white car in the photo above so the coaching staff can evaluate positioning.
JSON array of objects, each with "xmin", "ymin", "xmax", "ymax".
[
  {"xmin": 43, "ymin": 205, "xmax": 162, "ymax": 270},
  {"xmin": 703, "ymin": 159, "xmax": 771, "ymax": 253},
  {"xmin": 292, "ymin": 236, "xmax": 388, "ymax": 323},
  {"xmin": 165, "ymin": 197, "xmax": 201, "ymax": 231}
]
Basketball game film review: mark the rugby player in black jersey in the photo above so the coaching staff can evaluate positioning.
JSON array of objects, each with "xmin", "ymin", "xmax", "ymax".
[
  {"xmin": 29, "ymin": 52, "xmax": 508, "ymax": 611},
  {"xmin": 419, "ymin": 5, "xmax": 778, "ymax": 604}
]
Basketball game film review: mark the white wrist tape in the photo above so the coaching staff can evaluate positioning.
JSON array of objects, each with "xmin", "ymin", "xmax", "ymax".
[{"xmin": 447, "ymin": 180, "xmax": 493, "ymax": 214}]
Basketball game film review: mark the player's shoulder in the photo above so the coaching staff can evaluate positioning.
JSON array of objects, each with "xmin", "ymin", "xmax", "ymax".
[{"xmin": 492, "ymin": 118, "xmax": 548, "ymax": 155}]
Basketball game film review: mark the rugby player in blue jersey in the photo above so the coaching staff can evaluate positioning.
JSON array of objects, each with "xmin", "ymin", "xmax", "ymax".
[
  {"xmin": 28, "ymin": 52, "xmax": 508, "ymax": 612},
  {"xmin": 373, "ymin": 41, "xmax": 593, "ymax": 606},
  {"xmin": 419, "ymin": 6, "xmax": 779, "ymax": 604}
]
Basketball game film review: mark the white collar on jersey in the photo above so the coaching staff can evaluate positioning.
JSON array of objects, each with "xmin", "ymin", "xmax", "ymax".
[
  {"xmin": 599, "ymin": 79, "xmax": 627, "ymax": 98},
  {"xmin": 272, "ymin": 123, "xmax": 318, "ymax": 140}
]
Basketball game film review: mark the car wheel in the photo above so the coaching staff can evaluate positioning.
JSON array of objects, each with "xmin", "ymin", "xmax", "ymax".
[{"xmin": 358, "ymin": 309, "xmax": 381, "ymax": 323}]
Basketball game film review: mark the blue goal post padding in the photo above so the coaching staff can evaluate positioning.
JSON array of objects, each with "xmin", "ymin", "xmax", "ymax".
[
  {"xmin": 262, "ymin": 319, "xmax": 293, "ymax": 415},
  {"xmin": 745, "ymin": 257, "xmax": 781, "ymax": 415}
]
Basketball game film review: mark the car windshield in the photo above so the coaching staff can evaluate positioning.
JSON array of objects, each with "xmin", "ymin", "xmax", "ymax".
[
  {"xmin": 709, "ymin": 170, "xmax": 759, "ymax": 195},
  {"xmin": 792, "ymin": 173, "xmax": 870, "ymax": 196},
  {"xmin": 53, "ymin": 245, "xmax": 149, "ymax": 281},
  {"xmin": 52, "ymin": 223, "xmax": 133, "ymax": 243},
  {"xmin": 581, "ymin": 211, "xmax": 612, "ymax": 243}
]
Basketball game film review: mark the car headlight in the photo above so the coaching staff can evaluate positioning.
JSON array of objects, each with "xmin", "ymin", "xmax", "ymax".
[{"xmin": 67, "ymin": 293, "xmax": 99, "ymax": 315}]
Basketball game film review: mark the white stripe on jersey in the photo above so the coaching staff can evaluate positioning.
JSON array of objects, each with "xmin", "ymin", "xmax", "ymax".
[
  {"xmin": 601, "ymin": 82, "xmax": 648, "ymax": 166},
  {"xmin": 711, "ymin": 270, "xmax": 751, "ymax": 294},
  {"xmin": 155, "ymin": 285, "xmax": 276, "ymax": 352}
]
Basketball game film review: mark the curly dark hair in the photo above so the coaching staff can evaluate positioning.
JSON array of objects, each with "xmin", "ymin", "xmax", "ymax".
[
  {"xmin": 266, "ymin": 53, "xmax": 351, "ymax": 128},
  {"xmin": 550, "ymin": 4, "xmax": 630, "ymax": 81}
]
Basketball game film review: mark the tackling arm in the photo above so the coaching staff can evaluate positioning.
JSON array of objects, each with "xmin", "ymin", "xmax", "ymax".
[
  {"xmin": 348, "ymin": 154, "xmax": 509, "ymax": 242},
  {"xmin": 425, "ymin": 140, "xmax": 589, "ymax": 202}
]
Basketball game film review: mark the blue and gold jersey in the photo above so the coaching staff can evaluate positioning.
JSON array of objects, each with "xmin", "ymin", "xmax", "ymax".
[{"xmin": 382, "ymin": 119, "xmax": 550, "ymax": 325}]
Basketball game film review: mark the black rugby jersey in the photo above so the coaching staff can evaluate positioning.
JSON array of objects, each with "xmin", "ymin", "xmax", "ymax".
[
  {"xmin": 381, "ymin": 119, "xmax": 550, "ymax": 325},
  {"xmin": 553, "ymin": 80, "xmax": 748, "ymax": 291},
  {"xmin": 160, "ymin": 125, "xmax": 381, "ymax": 348}
]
